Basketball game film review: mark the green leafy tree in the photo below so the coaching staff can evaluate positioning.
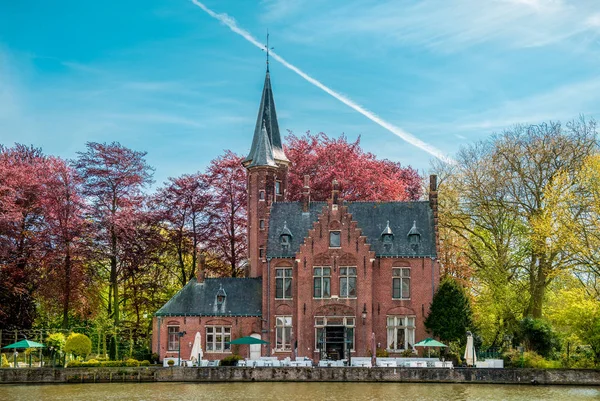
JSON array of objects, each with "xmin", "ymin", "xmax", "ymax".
[
  {"xmin": 64, "ymin": 333, "xmax": 92, "ymax": 359},
  {"xmin": 46, "ymin": 332, "xmax": 66, "ymax": 351},
  {"xmin": 425, "ymin": 277, "xmax": 474, "ymax": 344},
  {"xmin": 518, "ymin": 317, "xmax": 561, "ymax": 358}
]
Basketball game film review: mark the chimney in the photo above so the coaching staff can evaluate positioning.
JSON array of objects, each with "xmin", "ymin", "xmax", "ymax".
[
  {"xmin": 197, "ymin": 254, "xmax": 206, "ymax": 283},
  {"xmin": 429, "ymin": 175, "xmax": 439, "ymax": 248},
  {"xmin": 331, "ymin": 179, "xmax": 340, "ymax": 205},
  {"xmin": 302, "ymin": 175, "xmax": 311, "ymax": 212}
]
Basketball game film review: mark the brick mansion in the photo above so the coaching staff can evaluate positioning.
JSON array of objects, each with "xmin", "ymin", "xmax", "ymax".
[{"xmin": 152, "ymin": 66, "xmax": 441, "ymax": 363}]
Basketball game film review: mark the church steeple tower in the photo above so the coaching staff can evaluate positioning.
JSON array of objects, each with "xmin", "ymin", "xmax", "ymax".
[{"xmin": 244, "ymin": 67, "xmax": 289, "ymax": 278}]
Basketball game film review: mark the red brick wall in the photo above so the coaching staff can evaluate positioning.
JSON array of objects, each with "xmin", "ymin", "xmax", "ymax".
[
  {"xmin": 152, "ymin": 316, "xmax": 262, "ymax": 361},
  {"xmin": 264, "ymin": 199, "xmax": 440, "ymax": 361}
]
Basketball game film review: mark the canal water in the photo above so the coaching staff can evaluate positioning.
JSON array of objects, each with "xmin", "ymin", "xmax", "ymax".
[{"xmin": 1, "ymin": 382, "xmax": 599, "ymax": 401}]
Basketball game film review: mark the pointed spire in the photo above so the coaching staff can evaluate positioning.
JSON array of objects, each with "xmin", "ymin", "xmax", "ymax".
[
  {"xmin": 247, "ymin": 121, "xmax": 277, "ymax": 168},
  {"xmin": 243, "ymin": 69, "xmax": 289, "ymax": 168}
]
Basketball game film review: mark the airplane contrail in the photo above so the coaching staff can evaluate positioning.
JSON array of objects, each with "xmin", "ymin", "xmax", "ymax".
[{"xmin": 191, "ymin": 0, "xmax": 456, "ymax": 165}]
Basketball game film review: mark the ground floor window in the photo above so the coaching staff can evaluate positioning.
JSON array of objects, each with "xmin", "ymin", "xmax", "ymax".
[
  {"xmin": 387, "ymin": 316, "xmax": 415, "ymax": 351},
  {"xmin": 206, "ymin": 326, "xmax": 231, "ymax": 352},
  {"xmin": 275, "ymin": 316, "xmax": 292, "ymax": 351},
  {"xmin": 167, "ymin": 326, "xmax": 180, "ymax": 351}
]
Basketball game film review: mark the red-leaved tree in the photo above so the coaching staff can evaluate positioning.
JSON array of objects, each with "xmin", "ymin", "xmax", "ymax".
[
  {"xmin": 285, "ymin": 132, "xmax": 422, "ymax": 201},
  {"xmin": 75, "ymin": 142, "xmax": 153, "ymax": 326},
  {"xmin": 0, "ymin": 144, "xmax": 48, "ymax": 330},
  {"xmin": 40, "ymin": 157, "xmax": 93, "ymax": 328},
  {"xmin": 205, "ymin": 151, "xmax": 248, "ymax": 277},
  {"xmin": 152, "ymin": 173, "xmax": 210, "ymax": 286}
]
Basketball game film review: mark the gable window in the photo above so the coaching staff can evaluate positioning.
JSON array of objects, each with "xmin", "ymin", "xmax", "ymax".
[
  {"xmin": 206, "ymin": 326, "xmax": 231, "ymax": 352},
  {"xmin": 275, "ymin": 268, "xmax": 292, "ymax": 299},
  {"xmin": 387, "ymin": 316, "xmax": 415, "ymax": 351},
  {"xmin": 313, "ymin": 267, "xmax": 331, "ymax": 298},
  {"xmin": 339, "ymin": 267, "xmax": 357, "ymax": 298},
  {"xmin": 259, "ymin": 219, "xmax": 265, "ymax": 230},
  {"xmin": 392, "ymin": 268, "xmax": 410, "ymax": 299},
  {"xmin": 329, "ymin": 231, "xmax": 341, "ymax": 248},
  {"xmin": 167, "ymin": 326, "xmax": 180, "ymax": 351},
  {"xmin": 259, "ymin": 190, "xmax": 265, "ymax": 201},
  {"xmin": 275, "ymin": 316, "xmax": 292, "ymax": 351}
]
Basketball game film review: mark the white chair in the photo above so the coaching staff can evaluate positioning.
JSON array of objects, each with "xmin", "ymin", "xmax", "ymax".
[{"xmin": 237, "ymin": 360, "xmax": 246, "ymax": 367}]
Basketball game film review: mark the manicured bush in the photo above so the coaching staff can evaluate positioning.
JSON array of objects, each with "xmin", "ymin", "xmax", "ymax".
[
  {"xmin": 140, "ymin": 360, "xmax": 151, "ymax": 366},
  {"xmin": 220, "ymin": 354, "xmax": 243, "ymax": 366},
  {"xmin": 167, "ymin": 359, "xmax": 175, "ymax": 366},
  {"xmin": 1, "ymin": 353, "xmax": 10, "ymax": 368},
  {"xmin": 67, "ymin": 360, "xmax": 81, "ymax": 367},
  {"xmin": 125, "ymin": 358, "xmax": 140, "ymax": 367},
  {"xmin": 65, "ymin": 333, "xmax": 92, "ymax": 359}
]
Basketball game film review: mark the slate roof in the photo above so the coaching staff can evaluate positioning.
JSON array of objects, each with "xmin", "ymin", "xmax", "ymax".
[
  {"xmin": 243, "ymin": 70, "xmax": 289, "ymax": 166},
  {"xmin": 154, "ymin": 277, "xmax": 262, "ymax": 317},
  {"xmin": 267, "ymin": 201, "xmax": 436, "ymax": 258},
  {"xmin": 247, "ymin": 123, "xmax": 277, "ymax": 168}
]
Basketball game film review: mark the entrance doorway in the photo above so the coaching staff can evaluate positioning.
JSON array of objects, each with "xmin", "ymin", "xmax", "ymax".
[
  {"xmin": 249, "ymin": 333, "xmax": 262, "ymax": 359},
  {"xmin": 315, "ymin": 316, "xmax": 355, "ymax": 361}
]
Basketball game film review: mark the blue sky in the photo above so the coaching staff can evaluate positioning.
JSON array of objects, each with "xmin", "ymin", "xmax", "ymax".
[{"xmin": 1, "ymin": 0, "xmax": 600, "ymax": 186}]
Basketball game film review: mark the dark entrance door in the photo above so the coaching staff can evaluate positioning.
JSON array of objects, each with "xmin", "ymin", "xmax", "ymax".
[{"xmin": 325, "ymin": 326, "xmax": 344, "ymax": 360}]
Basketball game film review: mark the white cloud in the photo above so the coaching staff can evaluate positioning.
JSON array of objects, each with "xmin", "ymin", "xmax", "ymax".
[{"xmin": 267, "ymin": 0, "xmax": 600, "ymax": 52}]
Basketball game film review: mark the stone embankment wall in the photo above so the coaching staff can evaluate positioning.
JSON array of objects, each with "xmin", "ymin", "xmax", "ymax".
[{"xmin": 1, "ymin": 367, "xmax": 599, "ymax": 386}]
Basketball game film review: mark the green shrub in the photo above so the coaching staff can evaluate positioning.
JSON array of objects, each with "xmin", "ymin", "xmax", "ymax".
[
  {"xmin": 503, "ymin": 349, "xmax": 560, "ymax": 368},
  {"xmin": 400, "ymin": 349, "xmax": 414, "ymax": 357},
  {"xmin": 220, "ymin": 354, "xmax": 243, "ymax": 366},
  {"xmin": 46, "ymin": 332, "xmax": 66, "ymax": 351},
  {"xmin": 519, "ymin": 318, "xmax": 561, "ymax": 358},
  {"xmin": 125, "ymin": 358, "xmax": 140, "ymax": 367},
  {"xmin": 108, "ymin": 336, "xmax": 117, "ymax": 361},
  {"xmin": 65, "ymin": 333, "xmax": 92, "ymax": 359},
  {"xmin": 167, "ymin": 359, "xmax": 175, "ymax": 366},
  {"xmin": 1, "ymin": 353, "xmax": 10, "ymax": 368},
  {"xmin": 84, "ymin": 359, "xmax": 100, "ymax": 367},
  {"xmin": 425, "ymin": 277, "xmax": 474, "ymax": 345},
  {"xmin": 67, "ymin": 360, "xmax": 81, "ymax": 368},
  {"xmin": 150, "ymin": 353, "xmax": 159, "ymax": 364},
  {"xmin": 140, "ymin": 360, "xmax": 151, "ymax": 366}
]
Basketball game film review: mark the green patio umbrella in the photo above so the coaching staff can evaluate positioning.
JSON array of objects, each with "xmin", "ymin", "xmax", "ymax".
[
  {"xmin": 414, "ymin": 338, "xmax": 446, "ymax": 358},
  {"xmin": 2, "ymin": 339, "xmax": 45, "ymax": 349},
  {"xmin": 229, "ymin": 336, "xmax": 269, "ymax": 345},
  {"xmin": 3, "ymin": 339, "xmax": 46, "ymax": 368},
  {"xmin": 229, "ymin": 336, "xmax": 269, "ymax": 360}
]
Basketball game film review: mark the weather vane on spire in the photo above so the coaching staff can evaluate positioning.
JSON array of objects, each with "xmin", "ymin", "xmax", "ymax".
[{"xmin": 263, "ymin": 30, "xmax": 274, "ymax": 71}]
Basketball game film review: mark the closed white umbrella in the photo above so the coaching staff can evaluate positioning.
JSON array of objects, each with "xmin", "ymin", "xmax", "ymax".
[
  {"xmin": 190, "ymin": 332, "xmax": 202, "ymax": 365},
  {"xmin": 464, "ymin": 332, "xmax": 477, "ymax": 367}
]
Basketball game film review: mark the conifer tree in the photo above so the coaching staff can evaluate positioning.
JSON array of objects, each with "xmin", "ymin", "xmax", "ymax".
[{"xmin": 425, "ymin": 277, "xmax": 474, "ymax": 344}]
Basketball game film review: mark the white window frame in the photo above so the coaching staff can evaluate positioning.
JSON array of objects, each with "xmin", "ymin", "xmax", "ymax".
[
  {"xmin": 392, "ymin": 267, "xmax": 411, "ymax": 299},
  {"xmin": 313, "ymin": 267, "xmax": 331, "ymax": 298},
  {"xmin": 275, "ymin": 268, "xmax": 293, "ymax": 299},
  {"xmin": 167, "ymin": 325, "xmax": 180, "ymax": 351},
  {"xmin": 386, "ymin": 315, "xmax": 415, "ymax": 352},
  {"xmin": 275, "ymin": 316, "xmax": 293, "ymax": 352},
  {"xmin": 339, "ymin": 266, "xmax": 357, "ymax": 298},
  {"xmin": 205, "ymin": 326, "xmax": 231, "ymax": 353}
]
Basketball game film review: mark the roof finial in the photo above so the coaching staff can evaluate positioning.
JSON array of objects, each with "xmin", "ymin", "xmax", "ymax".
[{"xmin": 264, "ymin": 30, "xmax": 274, "ymax": 72}]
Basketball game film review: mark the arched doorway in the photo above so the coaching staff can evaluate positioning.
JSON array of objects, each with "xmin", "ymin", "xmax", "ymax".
[{"xmin": 249, "ymin": 333, "xmax": 262, "ymax": 360}]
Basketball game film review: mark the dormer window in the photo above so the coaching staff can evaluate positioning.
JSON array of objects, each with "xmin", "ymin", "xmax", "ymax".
[
  {"xmin": 280, "ymin": 221, "xmax": 293, "ymax": 251},
  {"xmin": 381, "ymin": 221, "xmax": 394, "ymax": 252},
  {"xmin": 216, "ymin": 285, "xmax": 227, "ymax": 307},
  {"xmin": 407, "ymin": 221, "xmax": 421, "ymax": 251}
]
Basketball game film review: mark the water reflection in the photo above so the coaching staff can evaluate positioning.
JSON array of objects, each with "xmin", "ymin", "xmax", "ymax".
[{"xmin": 2, "ymin": 382, "xmax": 599, "ymax": 401}]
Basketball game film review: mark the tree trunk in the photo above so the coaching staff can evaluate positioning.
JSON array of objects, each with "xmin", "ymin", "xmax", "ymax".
[
  {"xmin": 110, "ymin": 226, "xmax": 119, "ymax": 324},
  {"xmin": 61, "ymin": 248, "xmax": 71, "ymax": 329},
  {"xmin": 526, "ymin": 255, "xmax": 547, "ymax": 318}
]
